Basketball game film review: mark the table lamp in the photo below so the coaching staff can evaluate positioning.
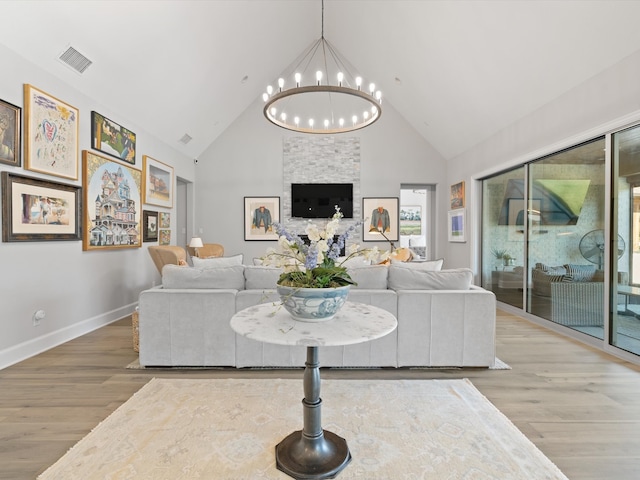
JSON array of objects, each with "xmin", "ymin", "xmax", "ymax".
[{"xmin": 189, "ymin": 237, "xmax": 203, "ymax": 257}]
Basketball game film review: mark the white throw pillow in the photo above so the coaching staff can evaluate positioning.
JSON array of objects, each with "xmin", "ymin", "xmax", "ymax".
[
  {"xmin": 337, "ymin": 256, "xmax": 372, "ymax": 268},
  {"xmin": 244, "ymin": 266, "xmax": 282, "ymax": 289},
  {"xmin": 192, "ymin": 254, "xmax": 243, "ymax": 268},
  {"xmin": 388, "ymin": 267, "xmax": 472, "ymax": 290},
  {"xmin": 347, "ymin": 265, "xmax": 389, "ymax": 289},
  {"xmin": 390, "ymin": 258, "xmax": 443, "ymax": 271},
  {"xmin": 162, "ymin": 264, "xmax": 245, "ymax": 290}
]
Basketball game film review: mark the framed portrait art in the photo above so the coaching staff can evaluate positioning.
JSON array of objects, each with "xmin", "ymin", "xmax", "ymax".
[
  {"xmin": 82, "ymin": 150, "xmax": 142, "ymax": 250},
  {"xmin": 142, "ymin": 210, "xmax": 158, "ymax": 242},
  {"xmin": 0, "ymin": 98, "xmax": 21, "ymax": 167},
  {"xmin": 363, "ymin": 197, "xmax": 399, "ymax": 242},
  {"xmin": 450, "ymin": 181, "xmax": 465, "ymax": 209},
  {"xmin": 143, "ymin": 155, "xmax": 174, "ymax": 208},
  {"xmin": 448, "ymin": 209, "xmax": 466, "ymax": 242},
  {"xmin": 91, "ymin": 111, "xmax": 136, "ymax": 164},
  {"xmin": 1, "ymin": 171, "xmax": 81, "ymax": 242},
  {"xmin": 244, "ymin": 196, "xmax": 280, "ymax": 241},
  {"xmin": 24, "ymin": 84, "xmax": 79, "ymax": 180}
]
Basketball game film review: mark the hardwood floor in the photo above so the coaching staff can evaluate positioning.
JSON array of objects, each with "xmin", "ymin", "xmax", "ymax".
[{"xmin": 1, "ymin": 309, "xmax": 640, "ymax": 479}]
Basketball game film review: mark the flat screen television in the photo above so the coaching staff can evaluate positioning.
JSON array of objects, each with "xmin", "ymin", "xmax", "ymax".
[{"xmin": 291, "ymin": 183, "xmax": 353, "ymax": 218}]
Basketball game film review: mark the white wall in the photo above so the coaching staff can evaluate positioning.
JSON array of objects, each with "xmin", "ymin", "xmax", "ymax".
[
  {"xmin": 193, "ymin": 94, "xmax": 447, "ymax": 264},
  {"xmin": 0, "ymin": 44, "xmax": 194, "ymax": 368},
  {"xmin": 446, "ymin": 49, "xmax": 640, "ymax": 271}
]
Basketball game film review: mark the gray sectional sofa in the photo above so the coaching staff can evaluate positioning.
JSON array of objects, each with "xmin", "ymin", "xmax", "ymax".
[{"xmin": 138, "ymin": 262, "xmax": 496, "ymax": 368}]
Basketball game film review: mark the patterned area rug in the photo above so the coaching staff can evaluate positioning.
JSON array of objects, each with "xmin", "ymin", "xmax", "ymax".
[{"xmin": 39, "ymin": 378, "xmax": 565, "ymax": 479}]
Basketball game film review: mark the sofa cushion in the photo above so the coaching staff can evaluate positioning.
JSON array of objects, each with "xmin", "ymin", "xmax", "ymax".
[
  {"xmin": 162, "ymin": 264, "xmax": 245, "ymax": 289},
  {"xmin": 192, "ymin": 254, "xmax": 243, "ymax": 268},
  {"xmin": 347, "ymin": 265, "xmax": 389, "ymax": 289},
  {"xmin": 388, "ymin": 266, "xmax": 472, "ymax": 290},
  {"xmin": 563, "ymin": 264, "xmax": 597, "ymax": 282},
  {"xmin": 390, "ymin": 258, "xmax": 443, "ymax": 271},
  {"xmin": 244, "ymin": 265, "xmax": 282, "ymax": 289}
]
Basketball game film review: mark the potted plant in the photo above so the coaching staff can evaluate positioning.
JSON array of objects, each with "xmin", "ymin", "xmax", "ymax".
[{"xmin": 261, "ymin": 207, "xmax": 389, "ymax": 321}]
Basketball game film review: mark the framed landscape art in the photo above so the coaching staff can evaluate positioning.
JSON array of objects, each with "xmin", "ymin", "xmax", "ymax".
[
  {"xmin": 0, "ymin": 98, "xmax": 21, "ymax": 167},
  {"xmin": 91, "ymin": 111, "xmax": 136, "ymax": 164},
  {"xmin": 143, "ymin": 155, "xmax": 174, "ymax": 208},
  {"xmin": 24, "ymin": 84, "xmax": 79, "ymax": 180},
  {"xmin": 1, "ymin": 171, "xmax": 81, "ymax": 242},
  {"xmin": 244, "ymin": 196, "xmax": 280, "ymax": 241},
  {"xmin": 363, "ymin": 197, "xmax": 399, "ymax": 242},
  {"xmin": 82, "ymin": 150, "xmax": 142, "ymax": 250},
  {"xmin": 142, "ymin": 210, "xmax": 158, "ymax": 242}
]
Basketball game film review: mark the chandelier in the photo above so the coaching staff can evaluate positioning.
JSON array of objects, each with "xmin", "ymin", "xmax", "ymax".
[{"xmin": 262, "ymin": 0, "xmax": 382, "ymax": 134}]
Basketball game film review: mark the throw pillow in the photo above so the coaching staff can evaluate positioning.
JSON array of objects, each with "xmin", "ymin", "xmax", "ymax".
[
  {"xmin": 337, "ymin": 256, "xmax": 372, "ymax": 268},
  {"xmin": 347, "ymin": 265, "xmax": 389, "ymax": 289},
  {"xmin": 244, "ymin": 266, "xmax": 282, "ymax": 289},
  {"xmin": 563, "ymin": 264, "xmax": 597, "ymax": 282},
  {"xmin": 390, "ymin": 258, "xmax": 443, "ymax": 271},
  {"xmin": 388, "ymin": 266, "xmax": 472, "ymax": 290},
  {"xmin": 192, "ymin": 254, "xmax": 243, "ymax": 269},
  {"xmin": 162, "ymin": 264, "xmax": 245, "ymax": 290}
]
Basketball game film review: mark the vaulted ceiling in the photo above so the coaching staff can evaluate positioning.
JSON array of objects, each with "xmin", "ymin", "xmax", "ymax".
[{"xmin": 2, "ymin": 1, "xmax": 640, "ymax": 162}]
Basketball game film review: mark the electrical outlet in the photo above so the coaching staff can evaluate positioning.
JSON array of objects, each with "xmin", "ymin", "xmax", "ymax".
[{"xmin": 32, "ymin": 310, "xmax": 45, "ymax": 326}]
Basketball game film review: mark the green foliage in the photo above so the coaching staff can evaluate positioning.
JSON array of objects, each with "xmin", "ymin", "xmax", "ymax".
[{"xmin": 277, "ymin": 265, "xmax": 356, "ymax": 288}]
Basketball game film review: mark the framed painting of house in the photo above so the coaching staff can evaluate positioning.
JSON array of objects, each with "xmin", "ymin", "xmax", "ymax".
[
  {"xmin": 82, "ymin": 150, "xmax": 142, "ymax": 250},
  {"xmin": 363, "ymin": 197, "xmax": 399, "ymax": 242},
  {"xmin": 143, "ymin": 155, "xmax": 174, "ymax": 208},
  {"xmin": 0, "ymin": 98, "xmax": 21, "ymax": 167},
  {"xmin": 91, "ymin": 111, "xmax": 136, "ymax": 164},
  {"xmin": 1, "ymin": 171, "xmax": 81, "ymax": 242},
  {"xmin": 244, "ymin": 196, "xmax": 280, "ymax": 241},
  {"xmin": 24, "ymin": 84, "xmax": 79, "ymax": 180},
  {"xmin": 142, "ymin": 210, "xmax": 158, "ymax": 242}
]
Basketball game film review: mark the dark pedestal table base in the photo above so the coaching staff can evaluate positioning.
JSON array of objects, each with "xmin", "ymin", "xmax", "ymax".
[{"xmin": 276, "ymin": 346, "xmax": 352, "ymax": 479}]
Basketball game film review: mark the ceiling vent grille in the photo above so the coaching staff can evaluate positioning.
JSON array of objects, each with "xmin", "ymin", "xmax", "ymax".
[
  {"xmin": 58, "ymin": 46, "xmax": 92, "ymax": 74},
  {"xmin": 179, "ymin": 134, "xmax": 193, "ymax": 145}
]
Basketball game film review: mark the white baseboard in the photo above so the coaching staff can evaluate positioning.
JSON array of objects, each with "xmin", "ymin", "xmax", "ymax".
[{"xmin": 0, "ymin": 303, "xmax": 136, "ymax": 370}]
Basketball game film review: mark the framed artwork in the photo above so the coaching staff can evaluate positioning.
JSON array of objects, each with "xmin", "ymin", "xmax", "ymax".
[
  {"xmin": 142, "ymin": 210, "xmax": 158, "ymax": 242},
  {"xmin": 363, "ymin": 197, "xmax": 399, "ymax": 242},
  {"xmin": 448, "ymin": 209, "xmax": 466, "ymax": 242},
  {"xmin": 0, "ymin": 98, "xmax": 21, "ymax": 167},
  {"xmin": 244, "ymin": 196, "xmax": 280, "ymax": 241},
  {"xmin": 24, "ymin": 84, "xmax": 79, "ymax": 180},
  {"xmin": 400, "ymin": 205, "xmax": 422, "ymax": 236},
  {"xmin": 143, "ymin": 155, "xmax": 174, "ymax": 208},
  {"xmin": 82, "ymin": 150, "xmax": 142, "ymax": 250},
  {"xmin": 91, "ymin": 111, "xmax": 136, "ymax": 164},
  {"xmin": 159, "ymin": 212, "xmax": 170, "ymax": 229},
  {"xmin": 1, "ymin": 171, "xmax": 81, "ymax": 242},
  {"xmin": 450, "ymin": 181, "xmax": 465, "ymax": 209},
  {"xmin": 159, "ymin": 229, "xmax": 171, "ymax": 245}
]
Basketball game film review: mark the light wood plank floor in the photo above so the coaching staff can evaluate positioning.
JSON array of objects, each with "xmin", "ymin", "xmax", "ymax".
[{"xmin": 1, "ymin": 309, "xmax": 640, "ymax": 479}]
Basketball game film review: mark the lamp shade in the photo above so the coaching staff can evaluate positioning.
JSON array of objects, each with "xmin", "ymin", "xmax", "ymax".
[{"xmin": 189, "ymin": 237, "xmax": 203, "ymax": 248}]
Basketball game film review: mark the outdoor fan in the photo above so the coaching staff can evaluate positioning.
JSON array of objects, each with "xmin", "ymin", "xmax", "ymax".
[{"xmin": 578, "ymin": 229, "xmax": 625, "ymax": 269}]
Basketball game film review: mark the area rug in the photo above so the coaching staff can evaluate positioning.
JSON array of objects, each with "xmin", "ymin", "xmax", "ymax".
[
  {"xmin": 38, "ymin": 378, "xmax": 565, "ymax": 480},
  {"xmin": 125, "ymin": 357, "xmax": 511, "ymax": 370}
]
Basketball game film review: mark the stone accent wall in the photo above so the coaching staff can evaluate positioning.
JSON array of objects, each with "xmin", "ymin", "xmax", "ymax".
[{"xmin": 282, "ymin": 137, "xmax": 361, "ymax": 239}]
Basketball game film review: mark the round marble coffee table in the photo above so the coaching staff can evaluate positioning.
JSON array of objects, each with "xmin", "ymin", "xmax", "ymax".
[{"xmin": 230, "ymin": 301, "xmax": 397, "ymax": 480}]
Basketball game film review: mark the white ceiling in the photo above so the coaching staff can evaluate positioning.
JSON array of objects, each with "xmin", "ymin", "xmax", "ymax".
[{"xmin": 2, "ymin": 0, "xmax": 640, "ymax": 161}]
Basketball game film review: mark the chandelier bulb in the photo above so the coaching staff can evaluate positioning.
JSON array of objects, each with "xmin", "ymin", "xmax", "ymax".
[
  {"xmin": 352, "ymin": 115, "xmax": 358, "ymax": 125},
  {"xmin": 270, "ymin": 107, "xmax": 277, "ymax": 117},
  {"xmin": 309, "ymin": 118, "xmax": 315, "ymax": 127},
  {"xmin": 324, "ymin": 119, "xmax": 329, "ymax": 129},
  {"xmin": 363, "ymin": 111, "xmax": 369, "ymax": 120},
  {"xmin": 355, "ymin": 77, "xmax": 362, "ymax": 89},
  {"xmin": 369, "ymin": 83, "xmax": 375, "ymax": 94},
  {"xmin": 267, "ymin": 85, "xmax": 273, "ymax": 95},
  {"xmin": 294, "ymin": 116, "xmax": 300, "ymax": 126},
  {"xmin": 280, "ymin": 112, "xmax": 287, "ymax": 121},
  {"xmin": 337, "ymin": 72, "xmax": 344, "ymax": 86},
  {"xmin": 375, "ymin": 90, "xmax": 382, "ymax": 102},
  {"xmin": 316, "ymin": 71, "xmax": 323, "ymax": 85},
  {"xmin": 278, "ymin": 78, "xmax": 284, "ymax": 91},
  {"xmin": 262, "ymin": 92, "xmax": 269, "ymax": 102},
  {"xmin": 339, "ymin": 118, "xmax": 345, "ymax": 127},
  {"xmin": 295, "ymin": 72, "xmax": 301, "ymax": 87}
]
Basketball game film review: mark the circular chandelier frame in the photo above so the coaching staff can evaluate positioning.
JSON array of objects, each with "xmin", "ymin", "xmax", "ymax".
[{"xmin": 263, "ymin": 85, "xmax": 382, "ymax": 134}]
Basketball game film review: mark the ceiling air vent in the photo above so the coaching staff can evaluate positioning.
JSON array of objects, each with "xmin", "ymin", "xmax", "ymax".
[
  {"xmin": 58, "ymin": 46, "xmax": 92, "ymax": 74},
  {"xmin": 179, "ymin": 134, "xmax": 193, "ymax": 145}
]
